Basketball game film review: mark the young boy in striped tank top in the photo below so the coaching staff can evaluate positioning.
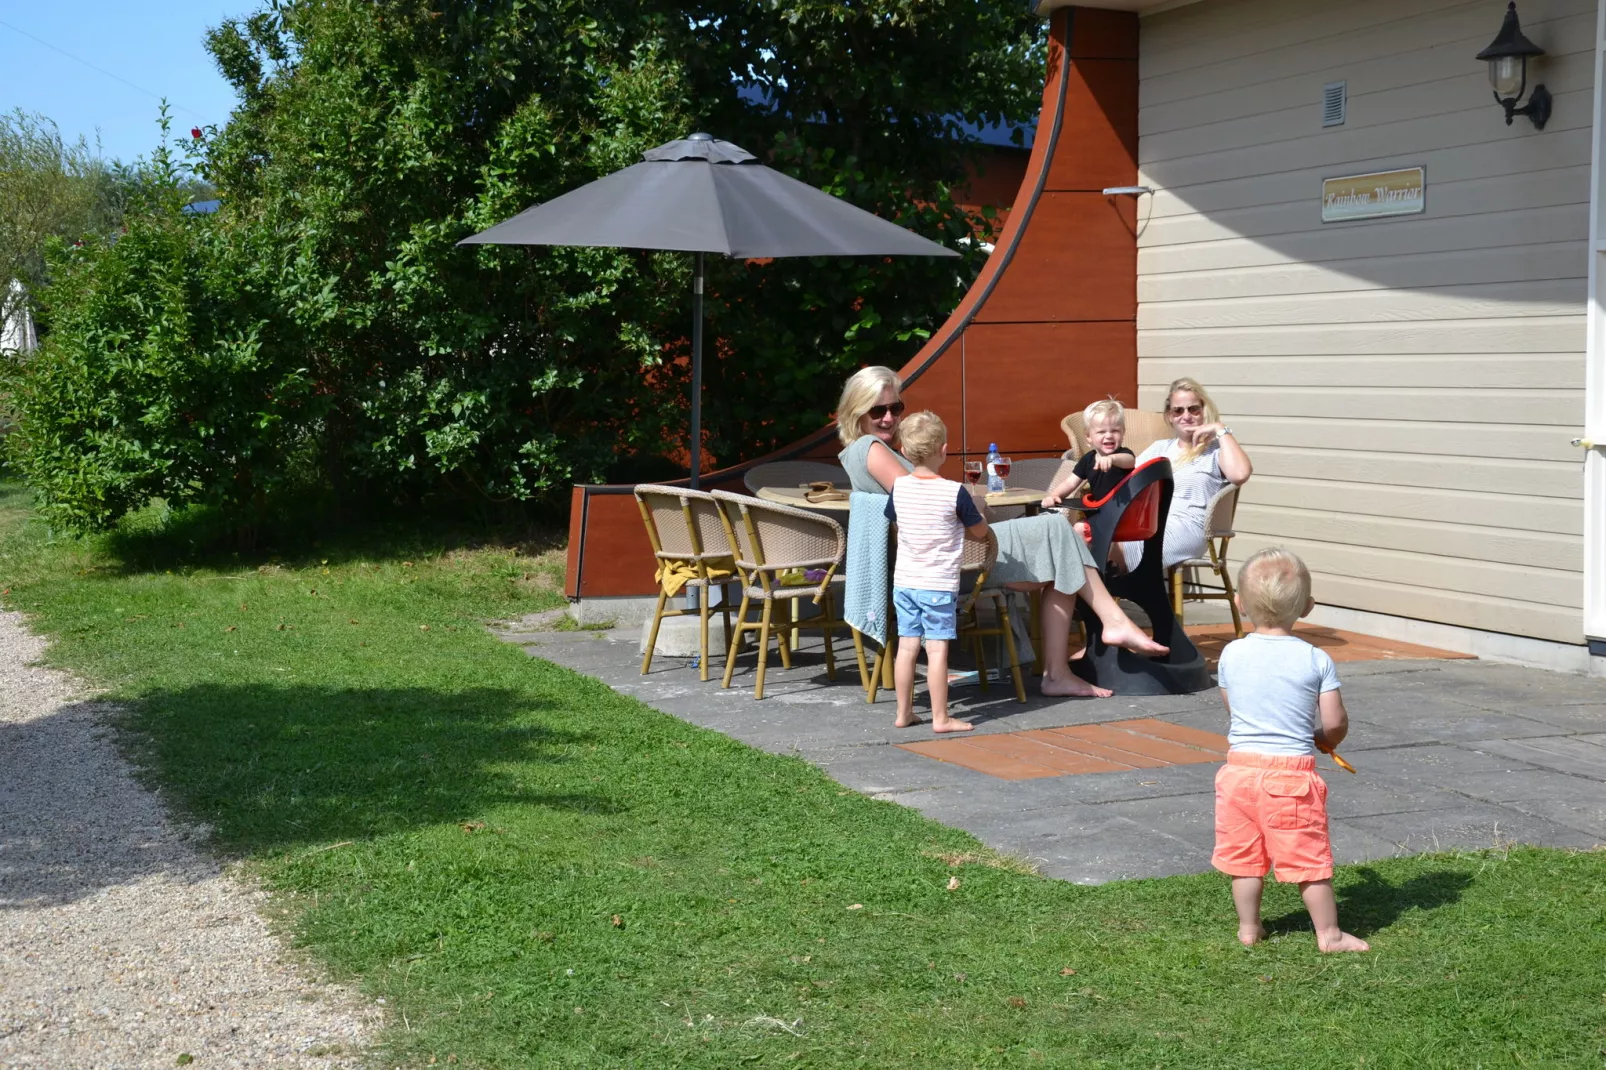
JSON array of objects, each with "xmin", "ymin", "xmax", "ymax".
[{"xmin": 883, "ymin": 411, "xmax": 989, "ymax": 734}]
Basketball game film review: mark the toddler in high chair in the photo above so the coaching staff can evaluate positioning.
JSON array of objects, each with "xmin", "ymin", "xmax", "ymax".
[
  {"xmin": 1042, "ymin": 398, "xmax": 1135, "ymax": 552},
  {"xmin": 1213, "ymin": 548, "xmax": 1369, "ymax": 953}
]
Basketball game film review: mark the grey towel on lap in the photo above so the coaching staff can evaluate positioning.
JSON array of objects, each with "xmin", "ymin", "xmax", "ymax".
[{"xmin": 988, "ymin": 512, "xmax": 1094, "ymax": 597}]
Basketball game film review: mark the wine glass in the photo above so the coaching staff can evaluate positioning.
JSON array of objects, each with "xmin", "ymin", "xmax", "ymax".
[
  {"xmin": 995, "ymin": 456, "xmax": 1012, "ymax": 487},
  {"xmin": 963, "ymin": 460, "xmax": 983, "ymax": 485}
]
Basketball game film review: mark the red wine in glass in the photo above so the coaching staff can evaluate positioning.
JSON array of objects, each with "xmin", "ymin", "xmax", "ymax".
[
  {"xmin": 963, "ymin": 461, "xmax": 983, "ymax": 485},
  {"xmin": 995, "ymin": 458, "xmax": 1012, "ymax": 481}
]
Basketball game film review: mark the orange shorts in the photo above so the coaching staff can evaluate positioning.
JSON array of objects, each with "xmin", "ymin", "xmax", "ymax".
[{"xmin": 1212, "ymin": 751, "xmax": 1333, "ymax": 883}]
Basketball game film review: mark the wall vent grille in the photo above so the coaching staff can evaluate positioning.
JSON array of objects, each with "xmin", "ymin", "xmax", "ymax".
[{"xmin": 1322, "ymin": 81, "xmax": 1347, "ymax": 127}]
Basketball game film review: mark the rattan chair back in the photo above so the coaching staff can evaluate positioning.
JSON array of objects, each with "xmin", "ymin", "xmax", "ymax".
[{"xmin": 743, "ymin": 460, "xmax": 851, "ymax": 496}]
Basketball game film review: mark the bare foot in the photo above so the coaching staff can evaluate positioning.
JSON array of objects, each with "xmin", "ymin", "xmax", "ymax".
[
  {"xmin": 894, "ymin": 715, "xmax": 922, "ymax": 729},
  {"xmin": 1100, "ymin": 621, "xmax": 1169, "ymax": 657},
  {"xmin": 933, "ymin": 719, "xmax": 975, "ymax": 733},
  {"xmin": 1317, "ymin": 931, "xmax": 1370, "ymax": 953},
  {"xmin": 1238, "ymin": 925, "xmax": 1267, "ymax": 947},
  {"xmin": 1041, "ymin": 674, "xmax": 1114, "ymax": 699}
]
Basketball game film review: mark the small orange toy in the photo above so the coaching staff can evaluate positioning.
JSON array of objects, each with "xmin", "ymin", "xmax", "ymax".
[{"xmin": 1317, "ymin": 739, "xmax": 1357, "ymax": 774}]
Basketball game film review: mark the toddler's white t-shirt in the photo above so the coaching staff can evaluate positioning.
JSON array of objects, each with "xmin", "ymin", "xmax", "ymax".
[{"xmin": 1217, "ymin": 633, "xmax": 1341, "ymax": 756}]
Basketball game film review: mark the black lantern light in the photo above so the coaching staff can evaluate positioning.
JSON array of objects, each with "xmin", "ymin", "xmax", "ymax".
[{"xmin": 1475, "ymin": 2, "xmax": 1550, "ymax": 129}]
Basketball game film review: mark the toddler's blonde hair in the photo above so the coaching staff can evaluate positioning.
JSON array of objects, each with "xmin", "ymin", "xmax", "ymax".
[
  {"xmin": 1083, "ymin": 397, "xmax": 1126, "ymax": 431},
  {"xmin": 898, "ymin": 410, "xmax": 947, "ymax": 466},
  {"xmin": 1237, "ymin": 548, "xmax": 1311, "ymax": 630}
]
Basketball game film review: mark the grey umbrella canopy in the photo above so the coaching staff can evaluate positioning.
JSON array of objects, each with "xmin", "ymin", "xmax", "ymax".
[{"xmin": 460, "ymin": 133, "xmax": 959, "ymax": 488}]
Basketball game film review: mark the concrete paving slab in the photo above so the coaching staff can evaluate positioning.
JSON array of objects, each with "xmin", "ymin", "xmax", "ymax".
[
  {"xmin": 1437, "ymin": 767, "xmax": 1606, "ymax": 838},
  {"xmin": 1462, "ymin": 736, "xmax": 1606, "ymax": 781},
  {"xmin": 1343, "ymin": 802, "xmax": 1602, "ymax": 854},
  {"xmin": 500, "ymin": 623, "xmax": 1606, "ymax": 884}
]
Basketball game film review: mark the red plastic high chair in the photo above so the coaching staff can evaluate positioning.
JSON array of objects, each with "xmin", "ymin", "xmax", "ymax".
[{"xmin": 1072, "ymin": 458, "xmax": 1211, "ymax": 695}]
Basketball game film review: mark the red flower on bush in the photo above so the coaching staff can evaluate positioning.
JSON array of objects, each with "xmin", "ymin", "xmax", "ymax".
[{"xmin": 191, "ymin": 127, "xmax": 202, "ymax": 139}]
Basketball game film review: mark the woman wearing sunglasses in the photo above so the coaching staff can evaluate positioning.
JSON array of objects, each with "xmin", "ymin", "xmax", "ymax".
[
  {"xmin": 836, "ymin": 366, "xmax": 1167, "ymax": 699},
  {"xmin": 1119, "ymin": 377, "xmax": 1253, "ymax": 573}
]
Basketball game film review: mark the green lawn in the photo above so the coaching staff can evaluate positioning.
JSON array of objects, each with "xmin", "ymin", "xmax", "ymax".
[{"xmin": 3, "ymin": 482, "xmax": 1604, "ymax": 1068}]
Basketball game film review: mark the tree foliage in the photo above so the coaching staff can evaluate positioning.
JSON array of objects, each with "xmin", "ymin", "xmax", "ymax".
[
  {"xmin": 8, "ymin": 0, "xmax": 1044, "ymax": 530},
  {"xmin": 0, "ymin": 111, "xmax": 131, "ymax": 336}
]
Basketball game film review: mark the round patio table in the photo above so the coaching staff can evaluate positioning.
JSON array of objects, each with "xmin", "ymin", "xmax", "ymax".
[{"xmin": 755, "ymin": 485, "xmax": 1049, "ymax": 513}]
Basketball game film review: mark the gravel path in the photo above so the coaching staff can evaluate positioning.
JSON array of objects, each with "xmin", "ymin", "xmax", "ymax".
[{"xmin": 0, "ymin": 610, "xmax": 380, "ymax": 1068}]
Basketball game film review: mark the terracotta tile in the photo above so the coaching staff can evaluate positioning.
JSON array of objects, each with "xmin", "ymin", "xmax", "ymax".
[
  {"xmin": 980, "ymin": 732, "xmax": 1134, "ymax": 774},
  {"xmin": 1031, "ymin": 727, "xmax": 1171, "ymax": 769},
  {"xmin": 1106, "ymin": 718, "xmax": 1228, "ymax": 757},
  {"xmin": 1184, "ymin": 624, "xmax": 1474, "ymax": 665},
  {"xmin": 895, "ymin": 740, "xmax": 1063, "ymax": 780},
  {"xmin": 1049, "ymin": 723, "xmax": 1219, "ymax": 766}
]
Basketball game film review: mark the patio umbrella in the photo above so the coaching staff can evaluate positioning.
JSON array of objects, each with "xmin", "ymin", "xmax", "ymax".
[{"xmin": 459, "ymin": 132, "xmax": 959, "ymax": 489}]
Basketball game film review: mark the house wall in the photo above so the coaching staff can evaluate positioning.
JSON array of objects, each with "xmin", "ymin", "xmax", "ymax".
[{"xmin": 1135, "ymin": 0, "xmax": 1594, "ymax": 644}]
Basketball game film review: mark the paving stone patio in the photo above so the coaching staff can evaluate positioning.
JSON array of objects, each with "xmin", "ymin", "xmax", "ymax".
[{"xmin": 498, "ymin": 620, "xmax": 1606, "ymax": 884}]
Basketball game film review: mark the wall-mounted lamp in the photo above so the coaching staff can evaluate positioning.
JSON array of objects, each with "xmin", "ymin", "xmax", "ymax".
[
  {"xmin": 1475, "ymin": 2, "xmax": 1550, "ymax": 129},
  {"xmin": 1101, "ymin": 186, "xmax": 1154, "ymax": 197}
]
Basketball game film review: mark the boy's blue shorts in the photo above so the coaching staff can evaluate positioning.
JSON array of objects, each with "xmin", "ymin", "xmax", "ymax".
[{"xmin": 893, "ymin": 587, "xmax": 958, "ymax": 641}]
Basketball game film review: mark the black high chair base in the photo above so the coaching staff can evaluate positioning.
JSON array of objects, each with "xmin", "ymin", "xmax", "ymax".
[{"xmin": 1072, "ymin": 459, "xmax": 1212, "ymax": 695}]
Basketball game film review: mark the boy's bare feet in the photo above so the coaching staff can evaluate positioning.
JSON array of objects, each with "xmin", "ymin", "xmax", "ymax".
[
  {"xmin": 894, "ymin": 714, "xmax": 921, "ymax": 729},
  {"xmin": 933, "ymin": 719, "xmax": 975, "ymax": 733},
  {"xmin": 1317, "ymin": 931, "xmax": 1370, "ymax": 953},
  {"xmin": 1041, "ymin": 674, "xmax": 1113, "ymax": 698},
  {"xmin": 1100, "ymin": 621, "xmax": 1169, "ymax": 657},
  {"xmin": 1237, "ymin": 925, "xmax": 1267, "ymax": 947}
]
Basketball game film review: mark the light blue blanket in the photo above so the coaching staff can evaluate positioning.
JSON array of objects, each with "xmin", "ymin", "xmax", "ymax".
[{"xmin": 843, "ymin": 491, "xmax": 892, "ymax": 647}]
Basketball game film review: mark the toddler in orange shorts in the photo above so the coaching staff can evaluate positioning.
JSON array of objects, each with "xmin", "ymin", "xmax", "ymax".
[{"xmin": 1213, "ymin": 548, "xmax": 1369, "ymax": 953}]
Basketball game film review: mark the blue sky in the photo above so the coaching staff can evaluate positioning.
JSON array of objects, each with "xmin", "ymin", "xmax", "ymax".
[{"xmin": 0, "ymin": 1, "xmax": 246, "ymax": 164}]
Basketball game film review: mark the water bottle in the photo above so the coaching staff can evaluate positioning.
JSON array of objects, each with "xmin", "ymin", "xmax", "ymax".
[{"xmin": 986, "ymin": 443, "xmax": 1005, "ymax": 492}]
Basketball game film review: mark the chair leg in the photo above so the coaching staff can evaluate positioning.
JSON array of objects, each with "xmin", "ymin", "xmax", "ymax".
[
  {"xmin": 820, "ymin": 593, "xmax": 838, "ymax": 681},
  {"xmin": 996, "ymin": 595, "xmax": 1027, "ymax": 703},
  {"xmin": 868, "ymin": 645, "xmax": 885, "ymax": 704},
  {"xmin": 850, "ymin": 628, "xmax": 870, "ymax": 693},
  {"xmin": 974, "ymin": 622, "xmax": 990, "ymax": 694},
  {"xmin": 722, "ymin": 593, "xmax": 752, "ymax": 689},
  {"xmin": 755, "ymin": 598, "xmax": 776, "ymax": 699},
  {"xmin": 881, "ymin": 639, "xmax": 895, "ymax": 689},
  {"xmin": 775, "ymin": 606, "xmax": 795, "ymax": 671},
  {"xmin": 1171, "ymin": 567, "xmax": 1185, "ymax": 622},
  {"xmin": 1221, "ymin": 555, "xmax": 1244, "ymax": 638},
  {"xmin": 641, "ymin": 589, "xmax": 669, "ymax": 675},
  {"xmin": 1028, "ymin": 589, "xmax": 1044, "ymax": 676},
  {"xmin": 720, "ymin": 599, "xmax": 733, "ymax": 675},
  {"xmin": 698, "ymin": 590, "xmax": 711, "ymax": 683}
]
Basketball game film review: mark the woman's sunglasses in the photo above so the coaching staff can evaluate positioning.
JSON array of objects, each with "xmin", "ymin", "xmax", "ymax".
[
  {"xmin": 867, "ymin": 401, "xmax": 906, "ymax": 420},
  {"xmin": 1168, "ymin": 403, "xmax": 1204, "ymax": 417}
]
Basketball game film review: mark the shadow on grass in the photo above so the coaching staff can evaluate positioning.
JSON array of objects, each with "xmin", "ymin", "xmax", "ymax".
[
  {"xmin": 1265, "ymin": 866, "xmax": 1473, "ymax": 938},
  {"xmin": 98, "ymin": 495, "xmax": 566, "ymax": 576},
  {"xmin": 119, "ymin": 683, "xmax": 614, "ymax": 858}
]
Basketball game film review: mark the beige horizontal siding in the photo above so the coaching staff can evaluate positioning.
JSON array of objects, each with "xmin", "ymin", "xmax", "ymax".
[{"xmin": 1137, "ymin": 0, "xmax": 1591, "ymax": 644}]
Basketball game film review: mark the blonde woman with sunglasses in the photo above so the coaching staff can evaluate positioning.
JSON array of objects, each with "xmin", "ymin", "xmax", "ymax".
[
  {"xmin": 1119, "ymin": 378, "xmax": 1253, "ymax": 573},
  {"xmin": 836, "ymin": 367, "xmax": 1166, "ymax": 700}
]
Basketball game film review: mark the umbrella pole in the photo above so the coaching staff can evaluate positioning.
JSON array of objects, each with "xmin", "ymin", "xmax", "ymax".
[
  {"xmin": 686, "ymin": 252, "xmax": 706, "ymax": 616},
  {"xmin": 689, "ymin": 252, "xmax": 704, "ymax": 492}
]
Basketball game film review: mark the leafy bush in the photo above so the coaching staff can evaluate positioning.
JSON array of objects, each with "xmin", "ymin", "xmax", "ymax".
[{"xmin": 3, "ymin": 130, "xmax": 317, "ymax": 531}]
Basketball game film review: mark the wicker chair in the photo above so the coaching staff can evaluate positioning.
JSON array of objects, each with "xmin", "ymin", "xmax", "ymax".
[
  {"xmin": 711, "ymin": 490, "xmax": 850, "ymax": 699},
  {"xmin": 1169, "ymin": 484, "xmax": 1244, "ymax": 637},
  {"xmin": 635, "ymin": 485, "xmax": 737, "ymax": 681},
  {"xmin": 1062, "ymin": 408, "xmax": 1173, "ymax": 461},
  {"xmin": 743, "ymin": 460, "xmax": 851, "ymax": 496},
  {"xmin": 865, "ymin": 531, "xmax": 1025, "ymax": 705}
]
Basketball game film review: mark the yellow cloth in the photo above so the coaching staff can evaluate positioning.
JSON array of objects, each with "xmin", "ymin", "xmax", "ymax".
[{"xmin": 655, "ymin": 556, "xmax": 734, "ymax": 597}]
